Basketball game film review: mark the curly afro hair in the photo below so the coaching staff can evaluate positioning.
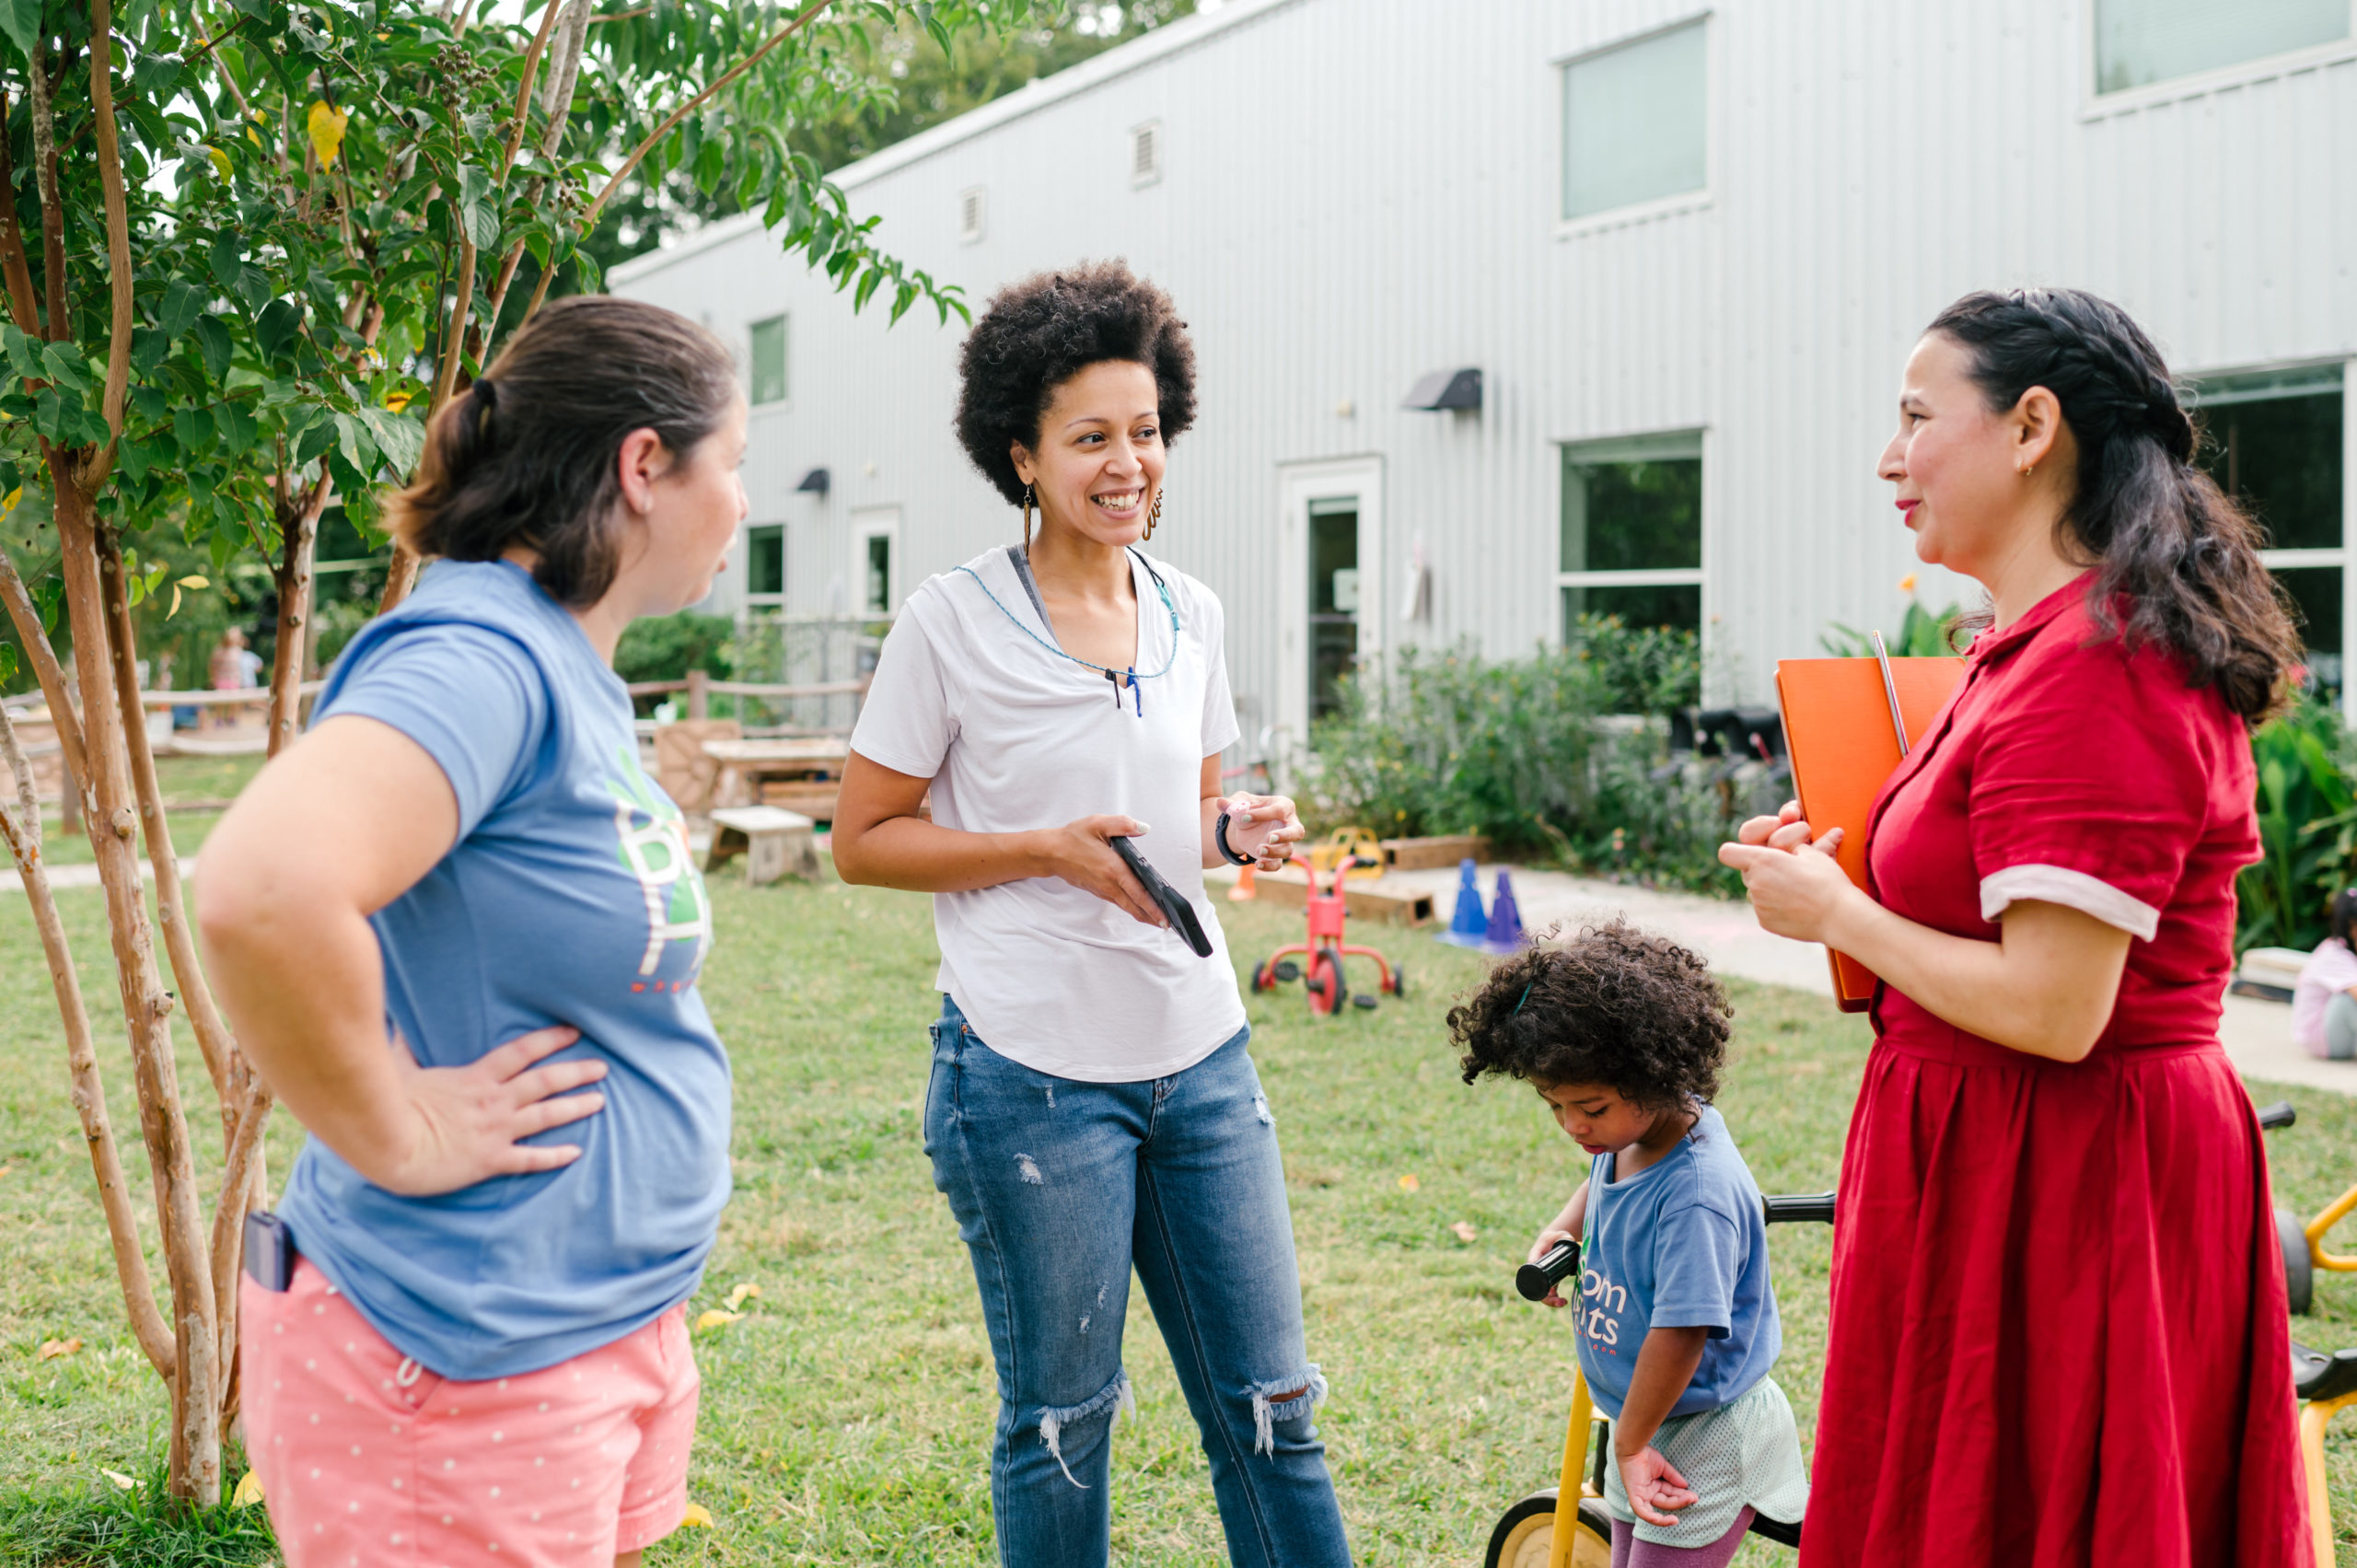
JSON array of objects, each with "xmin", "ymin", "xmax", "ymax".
[
  {"xmin": 954, "ymin": 260, "xmax": 1197, "ymax": 506},
  {"xmin": 1448, "ymin": 922, "xmax": 1732, "ymax": 1114}
]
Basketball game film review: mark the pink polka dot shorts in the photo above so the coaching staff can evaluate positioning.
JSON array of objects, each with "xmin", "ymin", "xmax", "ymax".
[{"xmin": 240, "ymin": 1259, "xmax": 700, "ymax": 1566}]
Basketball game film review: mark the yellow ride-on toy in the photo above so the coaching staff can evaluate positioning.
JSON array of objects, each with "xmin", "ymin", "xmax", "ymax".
[
  {"xmin": 2256, "ymin": 1098, "xmax": 2357, "ymax": 1567},
  {"xmin": 2277, "ymin": 1103, "xmax": 2357, "ymax": 1316},
  {"xmin": 1484, "ymin": 1191, "xmax": 1830, "ymax": 1567}
]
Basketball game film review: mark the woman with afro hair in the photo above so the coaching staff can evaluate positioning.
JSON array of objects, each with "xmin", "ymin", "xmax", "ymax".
[{"xmin": 832, "ymin": 261, "xmax": 1351, "ymax": 1568}]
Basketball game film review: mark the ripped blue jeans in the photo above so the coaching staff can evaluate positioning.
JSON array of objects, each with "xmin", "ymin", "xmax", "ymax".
[{"xmin": 923, "ymin": 995, "xmax": 1353, "ymax": 1568}]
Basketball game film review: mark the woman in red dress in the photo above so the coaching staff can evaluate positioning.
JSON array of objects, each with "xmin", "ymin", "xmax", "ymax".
[{"xmin": 1721, "ymin": 287, "xmax": 2311, "ymax": 1566}]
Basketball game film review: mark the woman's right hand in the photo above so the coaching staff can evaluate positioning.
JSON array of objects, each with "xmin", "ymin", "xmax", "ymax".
[
  {"xmin": 1527, "ymin": 1225, "xmax": 1575, "ymax": 1309},
  {"xmin": 1043, "ymin": 815, "xmax": 1167, "ymax": 929},
  {"xmin": 352, "ymin": 1025, "xmax": 610, "ymax": 1197}
]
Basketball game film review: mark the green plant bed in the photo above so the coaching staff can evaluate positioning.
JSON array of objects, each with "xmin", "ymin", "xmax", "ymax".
[{"xmin": 5, "ymin": 885, "xmax": 2357, "ymax": 1562}]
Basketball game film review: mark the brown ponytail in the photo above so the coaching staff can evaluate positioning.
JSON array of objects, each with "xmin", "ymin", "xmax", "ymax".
[{"xmin": 385, "ymin": 296, "xmax": 738, "ymax": 607}]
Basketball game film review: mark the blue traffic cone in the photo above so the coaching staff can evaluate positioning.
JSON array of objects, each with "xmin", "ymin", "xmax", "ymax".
[
  {"xmin": 1437, "ymin": 857, "xmax": 1489, "ymax": 947},
  {"xmin": 1482, "ymin": 870, "xmax": 1527, "ymax": 954}
]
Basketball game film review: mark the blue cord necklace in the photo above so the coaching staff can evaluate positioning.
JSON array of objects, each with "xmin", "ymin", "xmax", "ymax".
[{"xmin": 956, "ymin": 547, "xmax": 1180, "ymax": 716}]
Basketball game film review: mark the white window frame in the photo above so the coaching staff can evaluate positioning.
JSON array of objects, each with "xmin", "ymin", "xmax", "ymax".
[
  {"xmin": 1553, "ymin": 13, "xmax": 1713, "ymax": 239},
  {"xmin": 958, "ymin": 185, "xmax": 986, "ymax": 245},
  {"xmin": 1555, "ymin": 429, "xmax": 1707, "ymax": 639},
  {"xmin": 1130, "ymin": 120, "xmax": 1163, "ymax": 188},
  {"xmin": 2082, "ymin": 0, "xmax": 2357, "ymax": 117},
  {"xmin": 853, "ymin": 506, "xmax": 900, "ymax": 617}
]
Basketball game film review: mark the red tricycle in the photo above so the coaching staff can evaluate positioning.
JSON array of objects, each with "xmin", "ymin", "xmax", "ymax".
[{"xmin": 1247, "ymin": 854, "xmax": 1405, "ymax": 1015}]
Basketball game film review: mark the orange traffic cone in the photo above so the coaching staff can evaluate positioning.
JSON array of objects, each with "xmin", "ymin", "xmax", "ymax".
[{"xmin": 1228, "ymin": 863, "xmax": 1256, "ymax": 901}]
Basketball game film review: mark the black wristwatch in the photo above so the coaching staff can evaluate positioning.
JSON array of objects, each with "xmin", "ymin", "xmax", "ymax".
[{"xmin": 1213, "ymin": 811, "xmax": 1255, "ymax": 866}]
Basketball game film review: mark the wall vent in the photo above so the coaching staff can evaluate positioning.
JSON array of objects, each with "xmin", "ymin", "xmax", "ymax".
[
  {"xmin": 1130, "ymin": 121, "xmax": 1162, "ymax": 187},
  {"xmin": 958, "ymin": 186, "xmax": 985, "ymax": 243}
]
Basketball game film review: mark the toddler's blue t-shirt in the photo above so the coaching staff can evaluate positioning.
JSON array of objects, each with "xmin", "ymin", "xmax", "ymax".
[
  {"xmin": 1575, "ymin": 1104, "xmax": 1780, "ymax": 1420},
  {"xmin": 274, "ymin": 560, "xmax": 729, "ymax": 1380}
]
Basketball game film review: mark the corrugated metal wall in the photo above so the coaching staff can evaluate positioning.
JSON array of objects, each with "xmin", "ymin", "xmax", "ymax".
[{"xmin": 613, "ymin": 0, "xmax": 2357, "ymax": 726}]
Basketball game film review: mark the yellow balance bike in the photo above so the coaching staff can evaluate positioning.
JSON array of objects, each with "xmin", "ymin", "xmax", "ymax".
[
  {"xmin": 2257, "ymin": 1098, "xmax": 2357, "ymax": 1566},
  {"xmin": 2275, "ymin": 1095, "xmax": 2357, "ymax": 1317},
  {"xmin": 1483, "ymin": 1191, "xmax": 1831, "ymax": 1568}
]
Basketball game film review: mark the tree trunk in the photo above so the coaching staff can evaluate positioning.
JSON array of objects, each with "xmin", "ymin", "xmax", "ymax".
[{"xmin": 48, "ymin": 454, "xmax": 221, "ymax": 1506}]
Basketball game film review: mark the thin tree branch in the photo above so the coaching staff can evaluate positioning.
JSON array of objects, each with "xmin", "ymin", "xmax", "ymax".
[
  {"xmin": 185, "ymin": 15, "xmax": 246, "ymax": 64},
  {"xmin": 523, "ymin": 0, "xmax": 837, "ymax": 327},
  {"xmin": 0, "ymin": 704, "xmax": 175, "ymax": 1386},
  {"xmin": 269, "ymin": 466, "xmax": 330, "ymax": 756},
  {"xmin": 80, "ymin": 0, "xmax": 135, "ymax": 492},
  {"xmin": 501, "ymin": 0, "xmax": 567, "ymax": 180},
  {"xmin": 0, "ymin": 96, "xmax": 43, "ymax": 334},
  {"xmin": 27, "ymin": 38, "xmax": 69, "ymax": 343},
  {"xmin": 99, "ymin": 529, "xmax": 240, "ymax": 1116},
  {"xmin": 0, "ymin": 547, "xmax": 87, "ymax": 790},
  {"xmin": 208, "ymin": 1081, "xmax": 273, "ymax": 1380}
]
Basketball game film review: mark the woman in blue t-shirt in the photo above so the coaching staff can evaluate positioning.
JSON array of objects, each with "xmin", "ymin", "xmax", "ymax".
[
  {"xmin": 1452, "ymin": 923, "xmax": 1809, "ymax": 1567},
  {"xmin": 200, "ymin": 296, "xmax": 746, "ymax": 1568}
]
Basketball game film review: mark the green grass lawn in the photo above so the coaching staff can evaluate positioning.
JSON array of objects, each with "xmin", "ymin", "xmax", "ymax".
[
  {"xmin": 6, "ymin": 871, "xmax": 2357, "ymax": 1563},
  {"xmin": 30, "ymin": 752, "xmax": 264, "ymax": 868}
]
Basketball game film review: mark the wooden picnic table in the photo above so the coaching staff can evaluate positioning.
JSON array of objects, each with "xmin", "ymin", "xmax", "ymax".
[{"xmin": 701, "ymin": 737, "xmax": 852, "ymax": 816}]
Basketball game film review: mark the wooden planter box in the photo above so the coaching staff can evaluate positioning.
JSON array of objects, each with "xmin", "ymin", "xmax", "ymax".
[
  {"xmin": 1245, "ymin": 868, "xmax": 1436, "ymax": 926},
  {"xmin": 1377, "ymin": 834, "xmax": 1492, "ymax": 871}
]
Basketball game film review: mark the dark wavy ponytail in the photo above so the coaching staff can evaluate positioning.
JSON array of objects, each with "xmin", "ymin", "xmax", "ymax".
[
  {"xmin": 1928, "ymin": 287, "xmax": 2301, "ymax": 722},
  {"xmin": 385, "ymin": 296, "xmax": 738, "ymax": 606}
]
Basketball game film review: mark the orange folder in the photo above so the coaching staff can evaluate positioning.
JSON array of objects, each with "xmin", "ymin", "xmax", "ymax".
[{"xmin": 1774, "ymin": 652, "xmax": 1967, "ymax": 1011}]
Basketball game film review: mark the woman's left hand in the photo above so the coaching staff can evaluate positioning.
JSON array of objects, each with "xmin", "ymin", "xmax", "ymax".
[
  {"xmin": 1718, "ymin": 825, "xmax": 1858, "ymax": 945},
  {"xmin": 1218, "ymin": 794, "xmax": 1306, "ymax": 871}
]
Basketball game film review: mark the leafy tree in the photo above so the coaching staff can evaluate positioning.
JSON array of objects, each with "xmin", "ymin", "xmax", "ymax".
[{"xmin": 0, "ymin": 0, "xmax": 1044, "ymax": 1508}]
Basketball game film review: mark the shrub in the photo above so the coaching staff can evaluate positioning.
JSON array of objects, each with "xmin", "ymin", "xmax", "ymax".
[
  {"xmin": 615, "ymin": 610, "xmax": 736, "ymax": 688},
  {"xmin": 2240, "ymin": 694, "xmax": 2357, "ymax": 954}
]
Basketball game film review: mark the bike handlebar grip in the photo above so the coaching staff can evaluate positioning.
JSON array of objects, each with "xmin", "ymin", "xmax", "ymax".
[
  {"xmin": 1515, "ymin": 1238, "xmax": 1580, "ymax": 1302},
  {"xmin": 1761, "ymin": 1191, "xmax": 1838, "ymax": 1225},
  {"xmin": 2257, "ymin": 1100, "xmax": 2297, "ymax": 1132}
]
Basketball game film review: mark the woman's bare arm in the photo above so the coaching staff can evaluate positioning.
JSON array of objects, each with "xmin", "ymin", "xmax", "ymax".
[
  {"xmin": 1722, "ymin": 816, "xmax": 2131, "ymax": 1062},
  {"xmin": 198, "ymin": 715, "xmax": 608, "ymax": 1194}
]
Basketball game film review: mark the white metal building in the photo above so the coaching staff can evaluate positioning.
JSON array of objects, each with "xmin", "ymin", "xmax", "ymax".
[{"xmin": 613, "ymin": 0, "xmax": 2357, "ymax": 741}]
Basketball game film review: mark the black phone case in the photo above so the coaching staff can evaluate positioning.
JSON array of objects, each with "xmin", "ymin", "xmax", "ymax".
[
  {"xmin": 244, "ymin": 1210, "xmax": 295, "ymax": 1292},
  {"xmin": 1109, "ymin": 836, "xmax": 1213, "ymax": 958}
]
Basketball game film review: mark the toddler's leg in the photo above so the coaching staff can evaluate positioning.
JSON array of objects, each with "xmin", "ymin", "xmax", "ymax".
[
  {"xmin": 2328, "ymin": 990, "xmax": 2357, "ymax": 1060},
  {"xmin": 1608, "ymin": 1508, "xmax": 1757, "ymax": 1568}
]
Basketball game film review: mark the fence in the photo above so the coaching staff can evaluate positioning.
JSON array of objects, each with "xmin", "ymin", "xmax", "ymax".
[{"xmin": 628, "ymin": 612, "xmax": 888, "ymax": 737}]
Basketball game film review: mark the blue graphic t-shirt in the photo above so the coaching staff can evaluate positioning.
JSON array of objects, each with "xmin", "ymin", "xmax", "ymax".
[
  {"xmin": 275, "ymin": 560, "xmax": 730, "ymax": 1380},
  {"xmin": 1574, "ymin": 1104, "xmax": 1780, "ymax": 1420}
]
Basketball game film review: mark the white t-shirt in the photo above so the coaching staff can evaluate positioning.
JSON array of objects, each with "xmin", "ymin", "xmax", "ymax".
[
  {"xmin": 851, "ymin": 545, "xmax": 1247, "ymax": 1081},
  {"xmin": 2293, "ymin": 936, "xmax": 2357, "ymax": 1056}
]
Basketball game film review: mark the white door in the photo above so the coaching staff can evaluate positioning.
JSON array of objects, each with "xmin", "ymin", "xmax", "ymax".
[
  {"xmin": 1275, "ymin": 457, "xmax": 1384, "ymax": 759},
  {"xmin": 852, "ymin": 506, "xmax": 900, "ymax": 615}
]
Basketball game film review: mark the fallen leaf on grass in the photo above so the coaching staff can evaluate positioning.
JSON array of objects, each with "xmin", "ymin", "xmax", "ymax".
[
  {"xmin": 679, "ymin": 1502, "xmax": 714, "ymax": 1528},
  {"xmin": 692, "ymin": 1309, "xmax": 742, "ymax": 1332},
  {"xmin": 1398, "ymin": 1174, "xmax": 1420, "ymax": 1192},
  {"xmin": 37, "ymin": 1337, "xmax": 81, "ymax": 1362},
  {"xmin": 724, "ymin": 1282, "xmax": 761, "ymax": 1312},
  {"xmin": 0, "ymin": 1165, "xmax": 12, "ymax": 1178},
  {"xmin": 101, "ymin": 1469, "xmax": 137, "ymax": 1491},
  {"xmin": 1450, "ymin": 1222, "xmax": 1479, "ymax": 1244},
  {"xmin": 230, "ymin": 1470, "xmax": 265, "ymax": 1507}
]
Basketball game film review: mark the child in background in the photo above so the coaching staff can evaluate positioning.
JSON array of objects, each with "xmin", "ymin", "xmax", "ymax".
[
  {"xmin": 1451, "ymin": 923, "xmax": 1806, "ymax": 1567},
  {"xmin": 2293, "ymin": 889, "xmax": 2357, "ymax": 1061}
]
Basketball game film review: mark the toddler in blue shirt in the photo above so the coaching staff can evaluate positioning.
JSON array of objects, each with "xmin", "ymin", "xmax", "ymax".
[{"xmin": 1452, "ymin": 922, "xmax": 1806, "ymax": 1566}]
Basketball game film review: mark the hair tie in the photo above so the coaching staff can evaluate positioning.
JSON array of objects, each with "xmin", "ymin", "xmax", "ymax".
[
  {"xmin": 467, "ymin": 377, "xmax": 498, "ymax": 438},
  {"xmin": 1512, "ymin": 981, "xmax": 1533, "ymax": 1018}
]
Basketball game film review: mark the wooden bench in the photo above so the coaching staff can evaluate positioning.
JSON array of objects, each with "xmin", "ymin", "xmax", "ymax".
[{"xmin": 703, "ymin": 806, "xmax": 819, "ymax": 886}]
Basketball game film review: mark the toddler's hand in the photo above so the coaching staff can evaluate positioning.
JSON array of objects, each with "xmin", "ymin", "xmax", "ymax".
[
  {"xmin": 1617, "ymin": 1445, "xmax": 1697, "ymax": 1527},
  {"xmin": 1526, "ymin": 1226, "xmax": 1574, "ymax": 1308}
]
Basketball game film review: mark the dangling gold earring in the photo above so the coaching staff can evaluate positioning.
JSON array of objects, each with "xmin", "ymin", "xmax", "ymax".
[
  {"xmin": 1021, "ymin": 483, "xmax": 1034, "ymax": 551},
  {"xmin": 1144, "ymin": 489, "xmax": 1162, "ymax": 541}
]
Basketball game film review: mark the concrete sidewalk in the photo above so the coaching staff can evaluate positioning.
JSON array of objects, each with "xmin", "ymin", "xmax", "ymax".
[{"xmin": 1217, "ymin": 861, "xmax": 2357, "ymax": 1098}]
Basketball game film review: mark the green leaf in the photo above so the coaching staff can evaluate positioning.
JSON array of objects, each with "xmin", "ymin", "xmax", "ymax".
[
  {"xmin": 173, "ymin": 405, "xmax": 214, "ymax": 457},
  {"xmin": 0, "ymin": 0, "xmax": 38, "ymax": 66},
  {"xmin": 255, "ymin": 298, "xmax": 303, "ymax": 361},
  {"xmin": 357, "ymin": 407, "xmax": 426, "ymax": 476},
  {"xmin": 295, "ymin": 418, "xmax": 334, "ymax": 468},
  {"xmin": 157, "ymin": 280, "xmax": 205, "ymax": 341},
  {"xmin": 131, "ymin": 328, "xmax": 168, "ymax": 373},
  {"xmin": 456, "ymin": 162, "xmax": 500, "ymax": 250},
  {"xmin": 332, "ymin": 412, "xmax": 375, "ymax": 476},
  {"xmin": 0, "ymin": 642, "xmax": 18, "ymax": 686},
  {"xmin": 209, "ymin": 232, "xmax": 244, "ymax": 295},
  {"xmin": 215, "ymin": 401, "xmax": 256, "ymax": 457},
  {"xmin": 1, "ymin": 324, "xmax": 38, "ymax": 378},
  {"xmin": 131, "ymin": 51, "xmax": 185, "ymax": 102},
  {"xmin": 40, "ymin": 344, "xmax": 90, "ymax": 391},
  {"xmin": 192, "ymin": 316, "xmax": 233, "ymax": 383}
]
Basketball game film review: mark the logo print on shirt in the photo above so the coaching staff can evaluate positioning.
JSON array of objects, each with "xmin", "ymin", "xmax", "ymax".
[
  {"xmin": 1581, "ymin": 1264, "xmax": 1627, "ymax": 1352},
  {"xmin": 609, "ymin": 744, "xmax": 713, "ymax": 979}
]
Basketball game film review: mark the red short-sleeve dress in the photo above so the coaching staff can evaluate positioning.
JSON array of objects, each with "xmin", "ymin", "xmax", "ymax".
[{"xmin": 1798, "ymin": 575, "xmax": 2310, "ymax": 1568}]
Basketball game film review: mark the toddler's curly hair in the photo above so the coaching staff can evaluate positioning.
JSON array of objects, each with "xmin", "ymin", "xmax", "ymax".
[{"xmin": 1448, "ymin": 922, "xmax": 1732, "ymax": 1113}]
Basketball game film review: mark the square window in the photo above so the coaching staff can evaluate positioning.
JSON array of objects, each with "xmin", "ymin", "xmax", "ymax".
[
  {"xmin": 748, "ymin": 525, "xmax": 784, "ymax": 598},
  {"xmin": 749, "ymin": 315, "xmax": 787, "ymax": 406},
  {"xmin": 2196, "ymin": 380, "xmax": 2343, "ymax": 551},
  {"xmin": 1562, "ymin": 449, "xmax": 1702, "ymax": 575},
  {"xmin": 1562, "ymin": 19, "xmax": 1707, "ymax": 221},
  {"xmin": 2096, "ymin": 0, "xmax": 2347, "ymax": 94}
]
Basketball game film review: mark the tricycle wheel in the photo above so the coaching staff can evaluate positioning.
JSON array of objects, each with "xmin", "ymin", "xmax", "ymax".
[
  {"xmin": 1387, "ymin": 961, "xmax": 1408, "ymax": 998},
  {"xmin": 1250, "ymin": 960, "xmax": 1269, "ymax": 993},
  {"xmin": 1307, "ymin": 947, "xmax": 1346, "ymax": 1016},
  {"xmin": 1485, "ymin": 1489, "xmax": 1612, "ymax": 1568},
  {"xmin": 2281, "ymin": 1205, "xmax": 2315, "ymax": 1315}
]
